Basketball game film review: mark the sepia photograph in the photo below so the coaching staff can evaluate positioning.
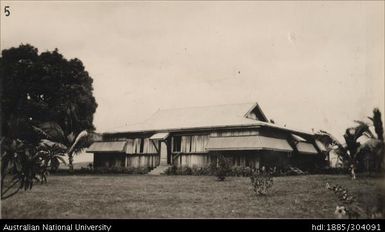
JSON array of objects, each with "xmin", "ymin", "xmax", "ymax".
[{"xmin": 0, "ymin": 0, "xmax": 384, "ymax": 223}]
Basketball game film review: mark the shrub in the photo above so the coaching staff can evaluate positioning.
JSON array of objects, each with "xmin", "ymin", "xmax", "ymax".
[
  {"xmin": 250, "ymin": 167, "xmax": 274, "ymax": 195},
  {"xmin": 191, "ymin": 165, "xmax": 211, "ymax": 176},
  {"xmin": 176, "ymin": 166, "xmax": 192, "ymax": 175},
  {"xmin": 54, "ymin": 166, "xmax": 151, "ymax": 175},
  {"xmin": 164, "ymin": 165, "xmax": 177, "ymax": 175},
  {"xmin": 230, "ymin": 166, "xmax": 253, "ymax": 177},
  {"xmin": 130, "ymin": 167, "xmax": 151, "ymax": 174},
  {"xmin": 326, "ymin": 183, "xmax": 363, "ymax": 218},
  {"xmin": 164, "ymin": 163, "xmax": 257, "ymax": 177},
  {"xmin": 230, "ymin": 166, "xmax": 243, "ymax": 177},
  {"xmin": 320, "ymin": 167, "xmax": 349, "ymax": 175},
  {"xmin": 215, "ymin": 154, "xmax": 231, "ymax": 181},
  {"xmin": 165, "ymin": 165, "xmax": 212, "ymax": 176},
  {"xmin": 163, "ymin": 155, "xmax": 231, "ymax": 178},
  {"xmin": 325, "ymin": 183, "xmax": 384, "ymax": 219}
]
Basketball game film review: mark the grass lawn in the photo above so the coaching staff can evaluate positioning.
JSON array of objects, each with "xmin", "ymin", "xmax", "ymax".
[{"xmin": 1, "ymin": 174, "xmax": 384, "ymax": 219}]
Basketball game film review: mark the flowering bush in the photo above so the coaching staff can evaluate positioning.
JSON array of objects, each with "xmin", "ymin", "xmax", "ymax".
[
  {"xmin": 326, "ymin": 183, "xmax": 364, "ymax": 219},
  {"xmin": 250, "ymin": 167, "xmax": 274, "ymax": 195},
  {"xmin": 334, "ymin": 206, "xmax": 348, "ymax": 219}
]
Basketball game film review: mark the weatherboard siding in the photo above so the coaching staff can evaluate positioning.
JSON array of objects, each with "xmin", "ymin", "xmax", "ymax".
[
  {"xmin": 126, "ymin": 154, "xmax": 160, "ymax": 168},
  {"xmin": 92, "ymin": 128, "xmax": 323, "ymax": 170},
  {"xmin": 174, "ymin": 154, "xmax": 209, "ymax": 168}
]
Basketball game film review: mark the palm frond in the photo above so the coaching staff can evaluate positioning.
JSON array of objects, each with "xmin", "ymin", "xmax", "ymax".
[
  {"xmin": 37, "ymin": 122, "xmax": 66, "ymax": 144},
  {"xmin": 67, "ymin": 132, "xmax": 75, "ymax": 144},
  {"xmin": 67, "ymin": 130, "xmax": 88, "ymax": 154},
  {"xmin": 370, "ymin": 108, "xmax": 384, "ymax": 141},
  {"xmin": 353, "ymin": 120, "xmax": 375, "ymax": 139},
  {"xmin": 39, "ymin": 139, "xmax": 67, "ymax": 151},
  {"xmin": 54, "ymin": 155, "xmax": 67, "ymax": 165},
  {"xmin": 32, "ymin": 126, "xmax": 50, "ymax": 140},
  {"xmin": 357, "ymin": 138, "xmax": 383, "ymax": 154}
]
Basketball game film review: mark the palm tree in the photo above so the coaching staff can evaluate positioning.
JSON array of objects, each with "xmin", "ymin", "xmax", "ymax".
[
  {"xmin": 369, "ymin": 108, "xmax": 384, "ymax": 141},
  {"xmin": 356, "ymin": 108, "xmax": 385, "ymax": 172},
  {"xmin": 33, "ymin": 122, "xmax": 89, "ymax": 171},
  {"xmin": 316, "ymin": 129, "xmax": 359, "ymax": 179},
  {"xmin": 318, "ymin": 108, "xmax": 384, "ymax": 178}
]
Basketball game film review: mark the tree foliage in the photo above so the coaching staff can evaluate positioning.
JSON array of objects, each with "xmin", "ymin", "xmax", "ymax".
[
  {"xmin": 1, "ymin": 138, "xmax": 48, "ymax": 199},
  {"xmin": 368, "ymin": 108, "xmax": 384, "ymax": 142},
  {"xmin": 1, "ymin": 44, "xmax": 97, "ymax": 140},
  {"xmin": 0, "ymin": 44, "xmax": 97, "ymax": 198}
]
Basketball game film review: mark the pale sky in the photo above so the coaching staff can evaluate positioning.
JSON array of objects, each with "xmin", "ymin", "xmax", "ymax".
[{"xmin": 1, "ymin": 1, "xmax": 384, "ymax": 143}]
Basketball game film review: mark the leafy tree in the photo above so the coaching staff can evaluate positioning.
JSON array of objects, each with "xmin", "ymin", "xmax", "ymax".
[
  {"xmin": 1, "ymin": 44, "xmax": 97, "ymax": 140},
  {"xmin": 0, "ymin": 44, "xmax": 97, "ymax": 197},
  {"xmin": 0, "ymin": 138, "xmax": 48, "ymax": 199},
  {"xmin": 1, "ymin": 44, "xmax": 97, "ymax": 167}
]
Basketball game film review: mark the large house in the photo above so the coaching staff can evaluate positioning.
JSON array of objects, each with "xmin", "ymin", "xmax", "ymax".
[{"xmin": 87, "ymin": 102, "xmax": 328, "ymax": 172}]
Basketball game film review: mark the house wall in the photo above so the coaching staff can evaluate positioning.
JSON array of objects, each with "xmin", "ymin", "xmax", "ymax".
[
  {"xmin": 222, "ymin": 151, "xmax": 261, "ymax": 169},
  {"xmin": 173, "ymin": 153, "xmax": 209, "ymax": 168},
  {"xmin": 96, "ymin": 127, "xmax": 324, "ymax": 171},
  {"xmin": 168, "ymin": 128, "xmax": 294, "ymax": 169},
  {"xmin": 173, "ymin": 152, "xmax": 262, "ymax": 169},
  {"xmin": 126, "ymin": 138, "xmax": 159, "ymax": 154},
  {"xmin": 210, "ymin": 129, "xmax": 259, "ymax": 137},
  {"xmin": 94, "ymin": 153, "xmax": 160, "ymax": 169},
  {"xmin": 98, "ymin": 133, "xmax": 161, "ymax": 169},
  {"xmin": 126, "ymin": 154, "xmax": 160, "ymax": 168},
  {"xmin": 259, "ymin": 150, "xmax": 290, "ymax": 169},
  {"xmin": 94, "ymin": 153, "xmax": 126, "ymax": 168},
  {"xmin": 170, "ymin": 129, "xmax": 259, "ymax": 168},
  {"xmin": 290, "ymin": 153, "xmax": 325, "ymax": 171},
  {"xmin": 329, "ymin": 150, "xmax": 342, "ymax": 168}
]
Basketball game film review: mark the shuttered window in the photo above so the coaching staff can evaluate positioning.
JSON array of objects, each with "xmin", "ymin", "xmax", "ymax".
[
  {"xmin": 126, "ymin": 138, "xmax": 159, "ymax": 154},
  {"xmin": 172, "ymin": 135, "xmax": 209, "ymax": 153}
]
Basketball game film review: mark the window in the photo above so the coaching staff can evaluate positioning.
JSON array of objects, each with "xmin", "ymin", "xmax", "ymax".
[
  {"xmin": 172, "ymin": 135, "xmax": 209, "ymax": 153},
  {"xmin": 173, "ymin": 136, "xmax": 182, "ymax": 152},
  {"xmin": 126, "ymin": 138, "xmax": 159, "ymax": 154}
]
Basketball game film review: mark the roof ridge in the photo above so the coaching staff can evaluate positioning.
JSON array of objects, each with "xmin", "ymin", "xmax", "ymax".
[{"xmin": 156, "ymin": 101, "xmax": 258, "ymax": 112}]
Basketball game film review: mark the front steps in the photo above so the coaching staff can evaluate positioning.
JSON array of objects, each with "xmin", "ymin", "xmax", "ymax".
[{"xmin": 148, "ymin": 165, "xmax": 171, "ymax": 175}]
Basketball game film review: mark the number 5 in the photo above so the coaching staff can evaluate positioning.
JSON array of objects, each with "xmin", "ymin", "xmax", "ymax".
[{"xmin": 4, "ymin": 6, "xmax": 10, "ymax": 16}]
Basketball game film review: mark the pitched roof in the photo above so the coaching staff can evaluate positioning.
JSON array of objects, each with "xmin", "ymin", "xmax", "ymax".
[
  {"xmin": 107, "ymin": 102, "xmax": 266, "ymax": 133},
  {"xmin": 105, "ymin": 102, "xmax": 315, "ymax": 136}
]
